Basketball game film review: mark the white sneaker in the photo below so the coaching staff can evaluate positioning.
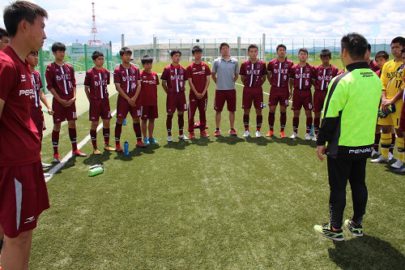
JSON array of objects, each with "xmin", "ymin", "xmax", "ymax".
[
  {"xmin": 388, "ymin": 152, "xmax": 394, "ymax": 162},
  {"xmin": 371, "ymin": 149, "xmax": 380, "ymax": 158},
  {"xmin": 42, "ymin": 162, "xmax": 52, "ymax": 169},
  {"xmin": 370, "ymin": 155, "xmax": 387, "ymax": 163},
  {"xmin": 290, "ymin": 132, "xmax": 297, "ymax": 139},
  {"xmin": 255, "ymin": 131, "xmax": 262, "ymax": 138},
  {"xmin": 243, "ymin": 130, "xmax": 250, "ymax": 138},
  {"xmin": 304, "ymin": 133, "xmax": 311, "ymax": 141},
  {"xmin": 390, "ymin": 159, "xmax": 403, "ymax": 169},
  {"xmin": 179, "ymin": 134, "xmax": 189, "ymax": 140},
  {"xmin": 167, "ymin": 136, "xmax": 173, "ymax": 142},
  {"xmin": 312, "ymin": 135, "xmax": 317, "ymax": 142}
]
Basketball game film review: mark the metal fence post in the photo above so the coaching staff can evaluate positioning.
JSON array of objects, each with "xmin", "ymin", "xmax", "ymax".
[
  {"xmin": 39, "ymin": 48, "xmax": 47, "ymax": 92},
  {"xmin": 84, "ymin": 44, "xmax": 88, "ymax": 71}
]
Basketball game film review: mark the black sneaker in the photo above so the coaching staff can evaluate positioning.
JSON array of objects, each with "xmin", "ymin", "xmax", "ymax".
[
  {"xmin": 344, "ymin": 219, "xmax": 363, "ymax": 237},
  {"xmin": 314, "ymin": 223, "xmax": 344, "ymax": 241}
]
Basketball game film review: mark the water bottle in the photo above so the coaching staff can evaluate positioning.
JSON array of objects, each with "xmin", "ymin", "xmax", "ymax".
[
  {"xmin": 124, "ymin": 141, "xmax": 129, "ymax": 156},
  {"xmin": 123, "ymin": 118, "xmax": 127, "ymax": 126},
  {"xmin": 88, "ymin": 164, "xmax": 104, "ymax": 177}
]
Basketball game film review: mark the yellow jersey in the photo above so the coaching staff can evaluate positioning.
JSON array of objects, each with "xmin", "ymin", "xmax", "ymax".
[{"xmin": 381, "ymin": 59, "xmax": 404, "ymax": 99}]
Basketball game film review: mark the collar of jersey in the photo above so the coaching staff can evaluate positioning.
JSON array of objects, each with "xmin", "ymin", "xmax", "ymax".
[{"xmin": 346, "ymin": 61, "xmax": 369, "ymax": 71}]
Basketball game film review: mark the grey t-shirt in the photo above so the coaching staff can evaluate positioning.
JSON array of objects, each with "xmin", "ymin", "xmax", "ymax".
[{"xmin": 212, "ymin": 57, "xmax": 239, "ymax": 90}]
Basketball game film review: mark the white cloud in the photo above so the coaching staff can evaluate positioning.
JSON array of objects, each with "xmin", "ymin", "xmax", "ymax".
[{"xmin": 0, "ymin": 0, "xmax": 403, "ymax": 52}]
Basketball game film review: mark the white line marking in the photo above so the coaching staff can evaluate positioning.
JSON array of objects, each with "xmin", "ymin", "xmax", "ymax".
[
  {"xmin": 235, "ymin": 82, "xmax": 270, "ymax": 96},
  {"xmin": 45, "ymin": 109, "xmax": 117, "ymax": 182}
]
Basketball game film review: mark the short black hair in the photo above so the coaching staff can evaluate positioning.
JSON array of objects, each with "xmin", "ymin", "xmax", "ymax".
[
  {"xmin": 340, "ymin": 33, "xmax": 368, "ymax": 61},
  {"xmin": 219, "ymin": 42, "xmax": 229, "ymax": 50},
  {"xmin": 170, "ymin": 50, "xmax": 181, "ymax": 57},
  {"xmin": 141, "ymin": 55, "xmax": 153, "ymax": 65},
  {"xmin": 298, "ymin": 48, "xmax": 308, "ymax": 55},
  {"xmin": 367, "ymin": 43, "xmax": 371, "ymax": 51},
  {"xmin": 276, "ymin": 44, "xmax": 286, "ymax": 51},
  {"xmin": 119, "ymin": 46, "xmax": 132, "ymax": 56},
  {"xmin": 0, "ymin": 28, "xmax": 8, "ymax": 39},
  {"xmin": 375, "ymin": 51, "xmax": 389, "ymax": 60},
  {"xmin": 401, "ymin": 48, "xmax": 405, "ymax": 54},
  {"xmin": 192, "ymin": 45, "xmax": 202, "ymax": 55},
  {"xmin": 248, "ymin": 44, "xmax": 258, "ymax": 51},
  {"xmin": 320, "ymin": 49, "xmax": 331, "ymax": 58},
  {"xmin": 51, "ymin": 42, "xmax": 66, "ymax": 53},
  {"xmin": 391, "ymin": 36, "xmax": 405, "ymax": 47},
  {"xmin": 3, "ymin": 1, "xmax": 48, "ymax": 37},
  {"xmin": 92, "ymin": 50, "xmax": 104, "ymax": 61}
]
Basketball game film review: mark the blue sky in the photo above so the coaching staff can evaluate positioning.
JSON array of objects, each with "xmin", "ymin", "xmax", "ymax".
[{"xmin": 0, "ymin": 0, "xmax": 403, "ymax": 52}]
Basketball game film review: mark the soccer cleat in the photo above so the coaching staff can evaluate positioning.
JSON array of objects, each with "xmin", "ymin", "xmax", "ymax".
[
  {"xmin": 390, "ymin": 159, "xmax": 403, "ymax": 169},
  {"xmin": 344, "ymin": 219, "xmax": 363, "ymax": 237},
  {"xmin": 136, "ymin": 140, "xmax": 147, "ymax": 148},
  {"xmin": 73, "ymin": 150, "xmax": 87, "ymax": 157},
  {"xmin": 92, "ymin": 149, "xmax": 102, "ymax": 155},
  {"xmin": 314, "ymin": 223, "xmax": 344, "ymax": 241},
  {"xmin": 388, "ymin": 152, "xmax": 395, "ymax": 164},
  {"xmin": 42, "ymin": 162, "xmax": 52, "ymax": 169},
  {"xmin": 179, "ymin": 134, "xmax": 189, "ymax": 141},
  {"xmin": 370, "ymin": 155, "xmax": 387, "ymax": 163},
  {"xmin": 371, "ymin": 149, "xmax": 380, "ymax": 159},
  {"xmin": 167, "ymin": 136, "xmax": 173, "ymax": 142},
  {"xmin": 304, "ymin": 133, "xmax": 312, "ymax": 141},
  {"xmin": 200, "ymin": 130, "xmax": 209, "ymax": 138},
  {"xmin": 189, "ymin": 132, "xmax": 195, "ymax": 140},
  {"xmin": 392, "ymin": 165, "xmax": 405, "ymax": 174},
  {"xmin": 229, "ymin": 128, "xmax": 237, "ymax": 136},
  {"xmin": 312, "ymin": 135, "xmax": 317, "ymax": 142},
  {"xmin": 255, "ymin": 130, "xmax": 262, "ymax": 138},
  {"xmin": 290, "ymin": 132, "xmax": 298, "ymax": 139},
  {"xmin": 143, "ymin": 137, "xmax": 150, "ymax": 146},
  {"xmin": 104, "ymin": 145, "xmax": 115, "ymax": 151},
  {"xmin": 149, "ymin": 137, "xmax": 158, "ymax": 145},
  {"xmin": 53, "ymin": 153, "xmax": 61, "ymax": 163},
  {"xmin": 243, "ymin": 130, "xmax": 250, "ymax": 138},
  {"xmin": 115, "ymin": 144, "xmax": 123, "ymax": 152},
  {"xmin": 266, "ymin": 130, "xmax": 274, "ymax": 137},
  {"xmin": 214, "ymin": 129, "xmax": 221, "ymax": 137},
  {"xmin": 280, "ymin": 131, "xmax": 286, "ymax": 138}
]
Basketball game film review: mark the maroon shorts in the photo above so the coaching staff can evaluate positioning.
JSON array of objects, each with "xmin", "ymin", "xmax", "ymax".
[
  {"xmin": 399, "ymin": 102, "xmax": 405, "ymax": 132},
  {"xmin": 269, "ymin": 87, "xmax": 289, "ymax": 107},
  {"xmin": 141, "ymin": 105, "xmax": 158, "ymax": 120},
  {"xmin": 242, "ymin": 87, "xmax": 264, "ymax": 110},
  {"xmin": 117, "ymin": 96, "xmax": 141, "ymax": 120},
  {"xmin": 313, "ymin": 90, "xmax": 327, "ymax": 113},
  {"xmin": 292, "ymin": 90, "xmax": 313, "ymax": 111},
  {"xmin": 166, "ymin": 92, "xmax": 187, "ymax": 114},
  {"xmin": 89, "ymin": 99, "xmax": 112, "ymax": 121},
  {"xmin": 214, "ymin": 90, "xmax": 236, "ymax": 112},
  {"xmin": 31, "ymin": 107, "xmax": 45, "ymax": 140},
  {"xmin": 0, "ymin": 161, "xmax": 50, "ymax": 238},
  {"xmin": 52, "ymin": 99, "xmax": 77, "ymax": 124}
]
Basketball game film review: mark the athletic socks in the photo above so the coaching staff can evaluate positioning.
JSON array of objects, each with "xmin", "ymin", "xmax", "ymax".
[
  {"xmin": 90, "ymin": 129, "xmax": 97, "ymax": 149},
  {"xmin": 115, "ymin": 123, "xmax": 122, "ymax": 145},
  {"xmin": 280, "ymin": 112, "xmax": 287, "ymax": 132},
  {"xmin": 178, "ymin": 114, "xmax": 184, "ymax": 136},
  {"xmin": 103, "ymin": 128, "xmax": 110, "ymax": 146},
  {"xmin": 293, "ymin": 117, "xmax": 299, "ymax": 134},
  {"xmin": 256, "ymin": 115, "xmax": 262, "ymax": 131},
  {"xmin": 243, "ymin": 114, "xmax": 249, "ymax": 131},
  {"xmin": 52, "ymin": 130, "xmax": 60, "ymax": 154},
  {"xmin": 68, "ymin": 128, "xmax": 77, "ymax": 151},
  {"xmin": 133, "ymin": 122, "xmax": 142, "ymax": 142},
  {"xmin": 166, "ymin": 114, "xmax": 173, "ymax": 136},
  {"xmin": 268, "ymin": 112, "xmax": 275, "ymax": 131}
]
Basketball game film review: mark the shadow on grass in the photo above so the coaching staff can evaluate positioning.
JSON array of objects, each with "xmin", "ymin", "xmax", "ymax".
[
  {"xmin": 270, "ymin": 136, "xmax": 317, "ymax": 148},
  {"xmin": 189, "ymin": 137, "xmax": 215, "ymax": 146},
  {"xmin": 52, "ymin": 156, "xmax": 77, "ymax": 177},
  {"xmin": 245, "ymin": 136, "xmax": 272, "ymax": 146},
  {"xmin": 163, "ymin": 140, "xmax": 191, "ymax": 150},
  {"xmin": 215, "ymin": 135, "xmax": 245, "ymax": 145},
  {"xmin": 82, "ymin": 151, "xmax": 112, "ymax": 165},
  {"xmin": 328, "ymin": 235, "xmax": 405, "ymax": 269},
  {"xmin": 113, "ymin": 148, "xmax": 142, "ymax": 161}
]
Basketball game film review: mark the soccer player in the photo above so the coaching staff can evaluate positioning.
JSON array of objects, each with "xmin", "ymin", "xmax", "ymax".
[
  {"xmin": 394, "ymin": 48, "xmax": 405, "ymax": 173},
  {"xmin": 139, "ymin": 55, "xmax": 160, "ymax": 145},
  {"xmin": 366, "ymin": 43, "xmax": 380, "ymax": 73},
  {"xmin": 289, "ymin": 48, "xmax": 315, "ymax": 140},
  {"xmin": 312, "ymin": 49, "xmax": 338, "ymax": 140},
  {"xmin": 113, "ymin": 47, "xmax": 145, "ymax": 151},
  {"xmin": 161, "ymin": 50, "xmax": 188, "ymax": 142},
  {"xmin": 84, "ymin": 51, "xmax": 115, "ymax": 155},
  {"xmin": 314, "ymin": 33, "xmax": 381, "ymax": 242},
  {"xmin": 239, "ymin": 44, "xmax": 267, "ymax": 138},
  {"xmin": 212, "ymin": 43, "xmax": 239, "ymax": 136},
  {"xmin": 46, "ymin": 42, "xmax": 87, "ymax": 162},
  {"xmin": 187, "ymin": 45, "xmax": 211, "ymax": 139},
  {"xmin": 371, "ymin": 37, "xmax": 405, "ymax": 170},
  {"xmin": 371, "ymin": 50, "xmax": 390, "ymax": 158},
  {"xmin": 266, "ymin": 44, "xmax": 294, "ymax": 138},
  {"xmin": 0, "ymin": 2, "xmax": 49, "ymax": 268},
  {"xmin": 0, "ymin": 28, "xmax": 9, "ymax": 50}
]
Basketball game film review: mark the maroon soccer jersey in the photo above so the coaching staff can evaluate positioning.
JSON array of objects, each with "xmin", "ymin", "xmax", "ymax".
[
  {"xmin": 31, "ymin": 70, "xmax": 43, "ymax": 109},
  {"xmin": 369, "ymin": 60, "xmax": 379, "ymax": 73},
  {"xmin": 313, "ymin": 65, "xmax": 339, "ymax": 91},
  {"xmin": 267, "ymin": 58, "xmax": 294, "ymax": 89},
  {"xmin": 84, "ymin": 67, "xmax": 110, "ymax": 100},
  {"xmin": 140, "ymin": 70, "xmax": 159, "ymax": 106},
  {"xmin": 239, "ymin": 60, "xmax": 267, "ymax": 88},
  {"xmin": 290, "ymin": 63, "xmax": 314, "ymax": 91},
  {"xmin": 45, "ymin": 62, "xmax": 76, "ymax": 100},
  {"xmin": 0, "ymin": 46, "xmax": 40, "ymax": 166},
  {"xmin": 186, "ymin": 62, "xmax": 211, "ymax": 96},
  {"xmin": 161, "ymin": 64, "xmax": 188, "ymax": 94},
  {"xmin": 113, "ymin": 64, "xmax": 140, "ymax": 98}
]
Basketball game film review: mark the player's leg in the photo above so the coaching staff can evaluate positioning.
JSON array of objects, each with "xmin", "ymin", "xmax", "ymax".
[
  {"xmin": 279, "ymin": 94, "xmax": 289, "ymax": 138},
  {"xmin": 214, "ymin": 91, "xmax": 225, "ymax": 136},
  {"xmin": 131, "ymin": 112, "xmax": 145, "ymax": 148},
  {"xmin": 242, "ymin": 89, "xmax": 251, "ymax": 137},
  {"xmin": 51, "ymin": 101, "xmax": 62, "ymax": 162},
  {"xmin": 141, "ymin": 109, "xmax": 148, "ymax": 143},
  {"xmin": 115, "ymin": 98, "xmax": 128, "ymax": 152},
  {"xmin": 254, "ymin": 90, "xmax": 264, "ymax": 137},
  {"xmin": 228, "ymin": 90, "xmax": 237, "ymax": 136},
  {"xmin": 1, "ymin": 230, "xmax": 33, "ymax": 270},
  {"xmin": 389, "ymin": 127, "xmax": 396, "ymax": 162},
  {"xmin": 188, "ymin": 99, "xmax": 197, "ymax": 139},
  {"xmin": 177, "ymin": 94, "xmax": 187, "ymax": 140},
  {"xmin": 391, "ymin": 128, "xmax": 404, "ymax": 169},
  {"xmin": 304, "ymin": 96, "xmax": 313, "ymax": 140},
  {"xmin": 67, "ymin": 103, "xmax": 85, "ymax": 157},
  {"xmin": 148, "ymin": 118, "xmax": 155, "ymax": 142},
  {"xmin": 101, "ymin": 99, "xmax": 114, "ymax": 151},
  {"xmin": 198, "ymin": 99, "xmax": 208, "ymax": 138},
  {"xmin": 372, "ymin": 124, "xmax": 393, "ymax": 163},
  {"xmin": 90, "ymin": 120, "xmax": 100, "ymax": 154},
  {"xmin": 291, "ymin": 109, "xmax": 300, "ymax": 138},
  {"xmin": 372, "ymin": 125, "xmax": 381, "ymax": 158},
  {"xmin": 267, "ymin": 91, "xmax": 277, "ymax": 136}
]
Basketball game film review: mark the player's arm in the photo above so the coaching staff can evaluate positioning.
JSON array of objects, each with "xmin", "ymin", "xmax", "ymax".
[
  {"xmin": 84, "ymin": 85, "xmax": 91, "ymax": 101},
  {"xmin": 39, "ymin": 91, "xmax": 53, "ymax": 115},
  {"xmin": 202, "ymin": 75, "xmax": 210, "ymax": 97},
  {"xmin": 188, "ymin": 78, "xmax": 199, "ymax": 97},
  {"xmin": 211, "ymin": 61, "xmax": 218, "ymax": 84},
  {"xmin": 132, "ymin": 79, "xmax": 142, "ymax": 104},
  {"xmin": 68, "ymin": 66, "xmax": 77, "ymax": 105},
  {"xmin": 233, "ymin": 62, "xmax": 239, "ymax": 82},
  {"xmin": 161, "ymin": 80, "xmax": 168, "ymax": 94},
  {"xmin": 46, "ymin": 66, "xmax": 68, "ymax": 107},
  {"xmin": 266, "ymin": 64, "xmax": 272, "ymax": 82},
  {"xmin": 115, "ymin": 83, "xmax": 131, "ymax": 101},
  {"xmin": 387, "ymin": 89, "xmax": 404, "ymax": 105}
]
